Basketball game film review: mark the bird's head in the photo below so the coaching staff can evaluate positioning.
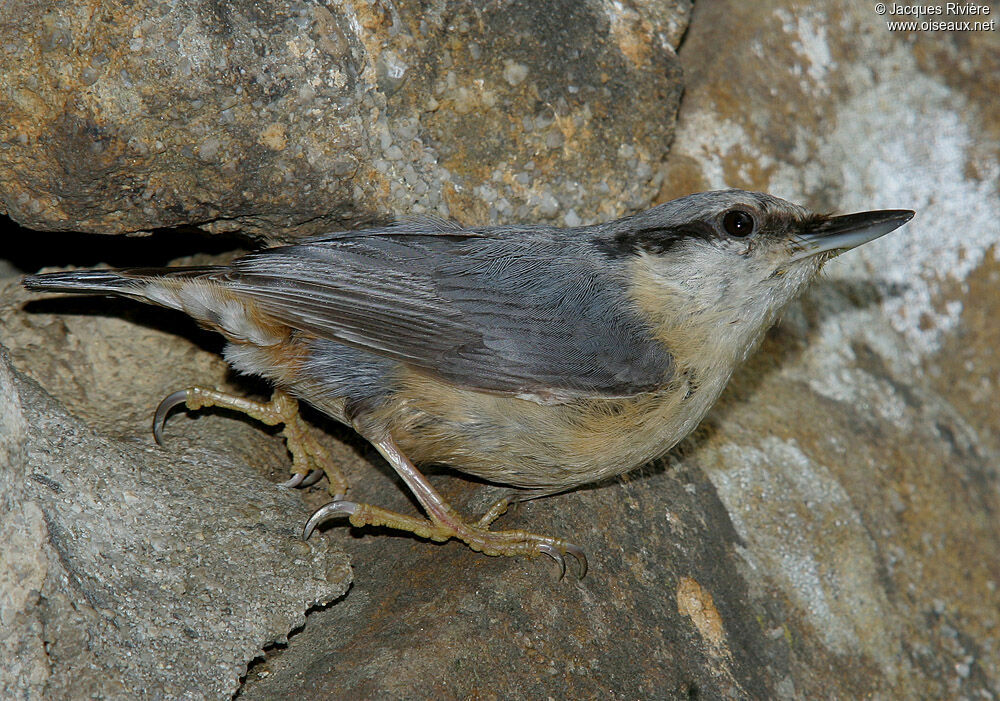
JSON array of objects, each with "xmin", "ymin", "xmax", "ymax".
[{"xmin": 601, "ymin": 189, "xmax": 914, "ymax": 361}]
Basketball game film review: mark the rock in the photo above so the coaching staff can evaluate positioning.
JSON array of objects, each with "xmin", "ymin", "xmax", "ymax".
[
  {"xmin": 0, "ymin": 0, "xmax": 687, "ymax": 239},
  {"xmin": 238, "ymin": 460, "xmax": 784, "ymax": 699},
  {"xmin": 0, "ymin": 276, "xmax": 351, "ymax": 699}
]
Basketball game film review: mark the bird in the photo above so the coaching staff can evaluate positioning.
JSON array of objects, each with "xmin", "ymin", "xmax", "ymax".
[{"xmin": 22, "ymin": 189, "xmax": 914, "ymax": 577}]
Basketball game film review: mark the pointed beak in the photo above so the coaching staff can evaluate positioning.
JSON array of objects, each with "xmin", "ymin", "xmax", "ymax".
[{"xmin": 791, "ymin": 209, "xmax": 915, "ymax": 261}]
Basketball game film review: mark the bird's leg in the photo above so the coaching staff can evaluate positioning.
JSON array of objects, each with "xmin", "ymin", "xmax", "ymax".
[
  {"xmin": 153, "ymin": 387, "xmax": 348, "ymax": 498},
  {"xmin": 304, "ymin": 435, "xmax": 587, "ymax": 578}
]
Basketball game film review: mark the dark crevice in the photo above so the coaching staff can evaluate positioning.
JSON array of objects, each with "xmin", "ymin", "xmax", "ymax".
[
  {"xmin": 673, "ymin": 0, "xmax": 697, "ymax": 55},
  {"xmin": 232, "ymin": 586, "xmax": 352, "ymax": 700},
  {"xmin": 0, "ymin": 214, "xmax": 249, "ymax": 274}
]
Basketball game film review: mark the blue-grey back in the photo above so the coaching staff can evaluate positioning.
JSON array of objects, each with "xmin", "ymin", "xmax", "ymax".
[{"xmin": 219, "ymin": 221, "xmax": 674, "ymax": 400}]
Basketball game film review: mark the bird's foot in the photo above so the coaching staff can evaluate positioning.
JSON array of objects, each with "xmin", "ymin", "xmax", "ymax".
[
  {"xmin": 304, "ymin": 497, "xmax": 586, "ymax": 578},
  {"xmin": 305, "ymin": 434, "xmax": 587, "ymax": 578},
  {"xmin": 152, "ymin": 386, "xmax": 348, "ymax": 497}
]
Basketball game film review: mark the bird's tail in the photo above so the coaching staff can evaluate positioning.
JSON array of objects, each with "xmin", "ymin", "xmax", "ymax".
[
  {"xmin": 23, "ymin": 268, "xmax": 143, "ymax": 295},
  {"xmin": 22, "ymin": 266, "xmax": 223, "ymax": 312},
  {"xmin": 22, "ymin": 266, "xmax": 285, "ymax": 346}
]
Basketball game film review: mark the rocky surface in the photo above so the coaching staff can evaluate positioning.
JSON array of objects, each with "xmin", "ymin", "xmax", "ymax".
[
  {"xmin": 0, "ymin": 0, "xmax": 685, "ymax": 239},
  {"xmin": 2, "ymin": 0, "xmax": 999, "ymax": 698},
  {"xmin": 0, "ymin": 280, "xmax": 351, "ymax": 700}
]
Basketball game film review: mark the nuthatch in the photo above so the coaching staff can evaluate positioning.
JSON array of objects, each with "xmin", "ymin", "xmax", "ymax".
[{"xmin": 23, "ymin": 190, "xmax": 914, "ymax": 577}]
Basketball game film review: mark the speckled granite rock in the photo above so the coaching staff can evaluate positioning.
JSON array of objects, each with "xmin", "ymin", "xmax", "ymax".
[
  {"xmin": 0, "ymin": 0, "xmax": 686, "ymax": 239},
  {"xmin": 0, "ymin": 280, "xmax": 351, "ymax": 699}
]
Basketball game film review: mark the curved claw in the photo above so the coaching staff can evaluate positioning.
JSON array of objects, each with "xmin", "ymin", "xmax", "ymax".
[
  {"xmin": 538, "ymin": 543, "xmax": 567, "ymax": 580},
  {"xmin": 152, "ymin": 390, "xmax": 190, "ymax": 446},
  {"xmin": 299, "ymin": 469, "xmax": 324, "ymax": 487},
  {"xmin": 280, "ymin": 469, "xmax": 324, "ymax": 489},
  {"xmin": 564, "ymin": 543, "xmax": 588, "ymax": 579},
  {"xmin": 303, "ymin": 500, "xmax": 358, "ymax": 540},
  {"xmin": 538, "ymin": 542, "xmax": 588, "ymax": 580},
  {"xmin": 280, "ymin": 472, "xmax": 306, "ymax": 488}
]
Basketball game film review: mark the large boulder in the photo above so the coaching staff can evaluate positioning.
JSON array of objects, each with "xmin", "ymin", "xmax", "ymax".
[{"xmin": 0, "ymin": 0, "xmax": 686, "ymax": 239}]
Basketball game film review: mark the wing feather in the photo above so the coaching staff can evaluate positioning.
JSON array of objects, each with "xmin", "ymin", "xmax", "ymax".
[{"xmin": 215, "ymin": 225, "xmax": 673, "ymax": 398}]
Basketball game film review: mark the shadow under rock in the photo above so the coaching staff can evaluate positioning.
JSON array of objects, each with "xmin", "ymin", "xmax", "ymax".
[{"xmin": 1, "ymin": 214, "xmax": 249, "ymax": 274}]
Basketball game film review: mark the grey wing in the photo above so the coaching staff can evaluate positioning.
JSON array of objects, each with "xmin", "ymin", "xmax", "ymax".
[{"xmin": 218, "ymin": 226, "xmax": 674, "ymax": 399}]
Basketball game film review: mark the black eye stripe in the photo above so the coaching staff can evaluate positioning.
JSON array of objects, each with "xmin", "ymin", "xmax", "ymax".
[
  {"xmin": 595, "ymin": 221, "xmax": 718, "ymax": 256},
  {"xmin": 595, "ymin": 210, "xmax": 761, "ymax": 258}
]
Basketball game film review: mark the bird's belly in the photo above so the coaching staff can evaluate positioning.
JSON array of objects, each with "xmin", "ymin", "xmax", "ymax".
[
  {"xmin": 227, "ymin": 338, "xmax": 729, "ymax": 492},
  {"xmin": 377, "ymin": 366, "xmax": 727, "ymax": 491}
]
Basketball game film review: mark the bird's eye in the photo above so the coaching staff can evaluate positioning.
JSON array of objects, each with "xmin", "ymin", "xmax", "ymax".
[{"xmin": 723, "ymin": 210, "xmax": 755, "ymax": 237}]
